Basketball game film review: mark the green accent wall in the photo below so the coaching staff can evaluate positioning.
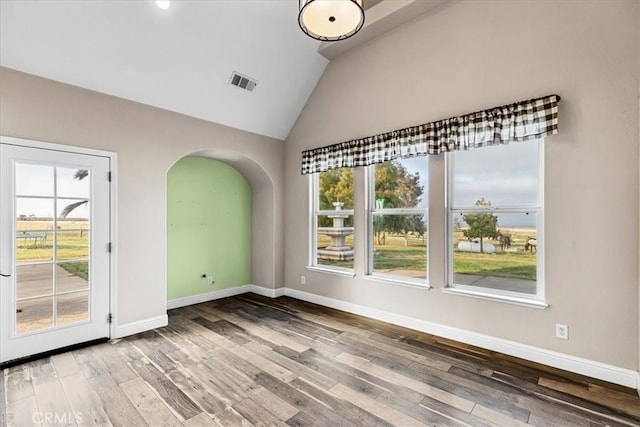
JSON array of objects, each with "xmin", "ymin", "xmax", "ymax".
[{"xmin": 167, "ymin": 157, "xmax": 251, "ymax": 300}]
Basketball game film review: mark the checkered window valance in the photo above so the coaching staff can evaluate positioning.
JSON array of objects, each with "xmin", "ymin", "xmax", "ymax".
[{"xmin": 301, "ymin": 94, "xmax": 560, "ymax": 175}]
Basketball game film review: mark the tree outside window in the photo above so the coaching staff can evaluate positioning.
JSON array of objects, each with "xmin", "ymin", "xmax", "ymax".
[{"xmin": 369, "ymin": 158, "xmax": 427, "ymax": 283}]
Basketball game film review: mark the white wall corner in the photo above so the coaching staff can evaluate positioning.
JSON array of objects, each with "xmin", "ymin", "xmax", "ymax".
[
  {"xmin": 284, "ymin": 288, "xmax": 640, "ymax": 390},
  {"xmin": 114, "ymin": 314, "xmax": 168, "ymax": 339},
  {"xmin": 249, "ymin": 284, "xmax": 285, "ymax": 298}
]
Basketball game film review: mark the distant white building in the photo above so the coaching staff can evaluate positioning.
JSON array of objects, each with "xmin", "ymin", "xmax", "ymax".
[{"xmin": 457, "ymin": 240, "xmax": 495, "ymax": 254}]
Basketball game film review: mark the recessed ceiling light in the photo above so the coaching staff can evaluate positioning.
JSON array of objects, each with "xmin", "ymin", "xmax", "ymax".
[{"xmin": 156, "ymin": 1, "xmax": 170, "ymax": 10}]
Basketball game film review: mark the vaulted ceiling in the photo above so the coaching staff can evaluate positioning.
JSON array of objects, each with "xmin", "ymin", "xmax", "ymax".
[{"xmin": 0, "ymin": 0, "xmax": 448, "ymax": 140}]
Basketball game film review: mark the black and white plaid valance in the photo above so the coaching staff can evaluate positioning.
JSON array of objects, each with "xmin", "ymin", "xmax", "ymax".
[{"xmin": 301, "ymin": 94, "xmax": 560, "ymax": 174}]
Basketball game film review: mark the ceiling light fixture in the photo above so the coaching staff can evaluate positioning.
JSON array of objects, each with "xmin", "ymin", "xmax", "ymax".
[
  {"xmin": 156, "ymin": 1, "xmax": 170, "ymax": 10},
  {"xmin": 298, "ymin": 0, "xmax": 365, "ymax": 41}
]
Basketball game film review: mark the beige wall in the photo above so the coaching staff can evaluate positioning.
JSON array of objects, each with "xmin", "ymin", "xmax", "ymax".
[
  {"xmin": 0, "ymin": 67, "xmax": 284, "ymax": 326},
  {"xmin": 285, "ymin": 0, "xmax": 640, "ymax": 370}
]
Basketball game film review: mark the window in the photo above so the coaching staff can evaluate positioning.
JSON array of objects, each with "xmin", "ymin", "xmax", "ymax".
[
  {"xmin": 367, "ymin": 158, "xmax": 428, "ymax": 284},
  {"xmin": 448, "ymin": 140, "xmax": 543, "ymax": 300},
  {"xmin": 310, "ymin": 168, "xmax": 354, "ymax": 272}
]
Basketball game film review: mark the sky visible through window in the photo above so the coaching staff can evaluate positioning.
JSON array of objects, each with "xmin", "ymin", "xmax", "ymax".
[
  {"xmin": 455, "ymin": 141, "xmax": 538, "ymax": 228},
  {"xmin": 15, "ymin": 164, "xmax": 90, "ymax": 220},
  {"xmin": 399, "ymin": 141, "xmax": 538, "ymax": 227}
]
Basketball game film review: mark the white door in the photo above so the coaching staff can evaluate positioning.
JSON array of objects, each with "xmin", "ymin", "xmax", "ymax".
[{"xmin": 0, "ymin": 143, "xmax": 111, "ymax": 363}]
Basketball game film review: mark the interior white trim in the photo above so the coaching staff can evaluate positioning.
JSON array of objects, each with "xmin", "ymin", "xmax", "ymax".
[
  {"xmin": 248, "ymin": 285, "xmax": 285, "ymax": 298},
  {"xmin": 167, "ymin": 285, "xmax": 252, "ymax": 309},
  {"xmin": 306, "ymin": 266, "xmax": 356, "ymax": 278},
  {"xmin": 283, "ymin": 288, "xmax": 639, "ymax": 390},
  {"xmin": 441, "ymin": 288, "xmax": 548, "ymax": 309},
  {"xmin": 0, "ymin": 135, "xmax": 117, "ymax": 158},
  {"xmin": 109, "ymin": 159, "xmax": 118, "ymax": 339},
  {"xmin": 114, "ymin": 314, "xmax": 168, "ymax": 338},
  {"xmin": 364, "ymin": 273, "xmax": 431, "ymax": 290},
  {"xmin": 166, "ymin": 284, "xmax": 283, "ymax": 310}
]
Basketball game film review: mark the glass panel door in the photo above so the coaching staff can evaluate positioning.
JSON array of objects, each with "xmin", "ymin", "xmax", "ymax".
[
  {"xmin": 1, "ymin": 142, "xmax": 111, "ymax": 363},
  {"xmin": 14, "ymin": 164, "xmax": 91, "ymax": 334}
]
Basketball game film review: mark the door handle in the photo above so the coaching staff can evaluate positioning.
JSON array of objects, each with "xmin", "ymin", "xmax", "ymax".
[{"xmin": 0, "ymin": 273, "xmax": 10, "ymax": 277}]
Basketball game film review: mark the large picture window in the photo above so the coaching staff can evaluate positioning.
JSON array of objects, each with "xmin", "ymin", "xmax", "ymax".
[
  {"xmin": 304, "ymin": 95, "xmax": 557, "ymax": 305},
  {"xmin": 310, "ymin": 168, "xmax": 354, "ymax": 272},
  {"xmin": 448, "ymin": 140, "xmax": 543, "ymax": 300},
  {"xmin": 367, "ymin": 158, "xmax": 428, "ymax": 284}
]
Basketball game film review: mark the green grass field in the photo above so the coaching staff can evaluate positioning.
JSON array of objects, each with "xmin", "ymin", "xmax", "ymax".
[
  {"xmin": 373, "ymin": 245, "xmax": 426, "ymax": 270},
  {"xmin": 59, "ymin": 262, "xmax": 89, "ymax": 281},
  {"xmin": 317, "ymin": 228, "xmax": 536, "ymax": 280},
  {"xmin": 16, "ymin": 221, "xmax": 90, "ymax": 281},
  {"xmin": 17, "ymin": 220, "xmax": 535, "ymax": 284}
]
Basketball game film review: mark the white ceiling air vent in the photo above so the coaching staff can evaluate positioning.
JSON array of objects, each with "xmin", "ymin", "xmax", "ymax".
[{"xmin": 229, "ymin": 71, "xmax": 257, "ymax": 92}]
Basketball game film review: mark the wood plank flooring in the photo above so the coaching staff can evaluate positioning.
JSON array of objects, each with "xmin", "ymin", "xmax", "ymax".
[{"xmin": 2, "ymin": 293, "xmax": 639, "ymax": 426}]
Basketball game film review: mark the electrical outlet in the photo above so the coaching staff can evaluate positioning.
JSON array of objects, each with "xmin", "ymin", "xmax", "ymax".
[
  {"xmin": 555, "ymin": 324, "xmax": 568, "ymax": 340},
  {"xmin": 301, "ymin": 276, "xmax": 306, "ymax": 285}
]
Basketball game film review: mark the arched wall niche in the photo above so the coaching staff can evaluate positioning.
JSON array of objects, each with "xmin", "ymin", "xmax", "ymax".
[{"xmin": 167, "ymin": 149, "xmax": 277, "ymax": 291}]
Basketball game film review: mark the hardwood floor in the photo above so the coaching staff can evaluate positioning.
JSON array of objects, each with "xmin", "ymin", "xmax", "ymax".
[{"xmin": 2, "ymin": 293, "xmax": 639, "ymax": 426}]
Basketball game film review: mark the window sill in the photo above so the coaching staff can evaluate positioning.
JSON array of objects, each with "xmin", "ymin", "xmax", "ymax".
[
  {"xmin": 306, "ymin": 265, "xmax": 355, "ymax": 278},
  {"xmin": 441, "ymin": 287, "xmax": 548, "ymax": 309},
  {"xmin": 364, "ymin": 274, "xmax": 430, "ymax": 290}
]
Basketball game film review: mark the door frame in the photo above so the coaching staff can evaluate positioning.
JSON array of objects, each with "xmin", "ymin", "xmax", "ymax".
[{"xmin": 0, "ymin": 135, "xmax": 118, "ymax": 340}]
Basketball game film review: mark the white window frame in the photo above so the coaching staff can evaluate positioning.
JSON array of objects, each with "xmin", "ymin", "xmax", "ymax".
[
  {"xmin": 308, "ymin": 171, "xmax": 355, "ymax": 276},
  {"xmin": 445, "ymin": 140, "xmax": 545, "ymax": 305},
  {"xmin": 365, "ymin": 163, "xmax": 429, "ymax": 287}
]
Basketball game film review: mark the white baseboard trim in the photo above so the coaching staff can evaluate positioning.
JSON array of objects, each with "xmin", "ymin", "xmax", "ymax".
[
  {"xmin": 114, "ymin": 314, "xmax": 168, "ymax": 338},
  {"xmin": 249, "ymin": 285, "xmax": 286, "ymax": 298},
  {"xmin": 284, "ymin": 288, "xmax": 640, "ymax": 390},
  {"xmin": 167, "ymin": 285, "xmax": 284, "ymax": 310},
  {"xmin": 167, "ymin": 285, "xmax": 252, "ymax": 309}
]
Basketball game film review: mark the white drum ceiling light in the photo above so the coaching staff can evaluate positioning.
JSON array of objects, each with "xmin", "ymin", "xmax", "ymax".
[{"xmin": 298, "ymin": 0, "xmax": 365, "ymax": 41}]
